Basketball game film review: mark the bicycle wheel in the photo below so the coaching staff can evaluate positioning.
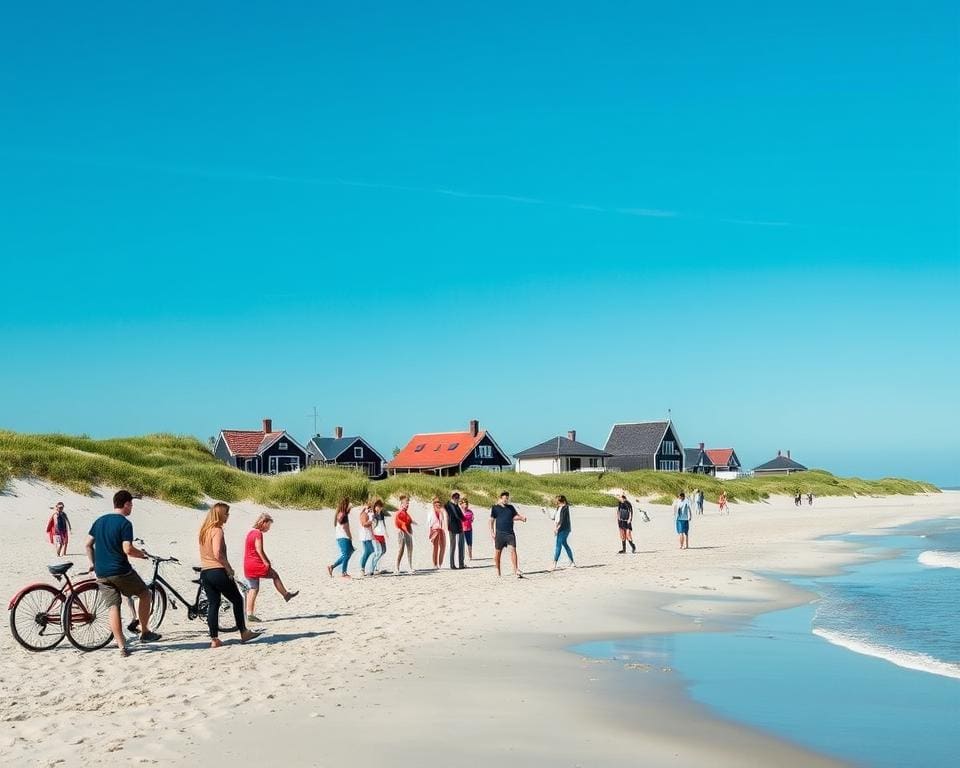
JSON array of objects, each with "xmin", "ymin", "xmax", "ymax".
[
  {"xmin": 197, "ymin": 592, "xmax": 239, "ymax": 633},
  {"xmin": 147, "ymin": 583, "xmax": 167, "ymax": 631},
  {"xmin": 63, "ymin": 583, "xmax": 114, "ymax": 651},
  {"xmin": 9, "ymin": 585, "xmax": 66, "ymax": 651}
]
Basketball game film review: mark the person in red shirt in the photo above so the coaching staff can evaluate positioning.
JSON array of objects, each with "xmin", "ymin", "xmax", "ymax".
[
  {"xmin": 244, "ymin": 513, "xmax": 298, "ymax": 622},
  {"xmin": 394, "ymin": 494, "xmax": 416, "ymax": 574}
]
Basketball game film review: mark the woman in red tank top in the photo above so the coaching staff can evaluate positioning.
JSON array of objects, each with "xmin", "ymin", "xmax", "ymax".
[{"xmin": 244, "ymin": 513, "xmax": 299, "ymax": 622}]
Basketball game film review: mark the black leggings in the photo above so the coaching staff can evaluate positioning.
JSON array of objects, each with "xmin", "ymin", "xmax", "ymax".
[{"xmin": 200, "ymin": 568, "xmax": 246, "ymax": 638}]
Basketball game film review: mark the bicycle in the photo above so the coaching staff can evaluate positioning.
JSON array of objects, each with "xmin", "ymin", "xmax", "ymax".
[
  {"xmin": 8, "ymin": 562, "xmax": 98, "ymax": 651},
  {"xmin": 137, "ymin": 540, "xmax": 246, "ymax": 634}
]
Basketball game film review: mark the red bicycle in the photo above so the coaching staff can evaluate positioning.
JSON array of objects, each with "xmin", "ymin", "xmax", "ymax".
[{"xmin": 8, "ymin": 561, "xmax": 100, "ymax": 651}]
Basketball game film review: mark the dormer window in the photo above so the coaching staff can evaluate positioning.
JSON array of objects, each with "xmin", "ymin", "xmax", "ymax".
[
  {"xmin": 448, "ymin": 442, "xmax": 459, "ymax": 451},
  {"xmin": 414, "ymin": 444, "xmax": 426, "ymax": 453}
]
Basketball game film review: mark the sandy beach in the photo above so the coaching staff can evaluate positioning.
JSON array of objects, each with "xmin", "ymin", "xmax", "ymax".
[{"xmin": 0, "ymin": 480, "xmax": 954, "ymax": 767}]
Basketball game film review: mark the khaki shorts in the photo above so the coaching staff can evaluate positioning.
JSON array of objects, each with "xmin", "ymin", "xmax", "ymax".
[{"xmin": 97, "ymin": 570, "xmax": 147, "ymax": 608}]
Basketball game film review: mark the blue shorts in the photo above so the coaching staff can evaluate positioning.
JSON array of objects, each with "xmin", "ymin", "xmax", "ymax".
[{"xmin": 676, "ymin": 519, "xmax": 690, "ymax": 534}]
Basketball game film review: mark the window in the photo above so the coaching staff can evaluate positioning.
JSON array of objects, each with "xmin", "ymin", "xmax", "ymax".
[
  {"xmin": 353, "ymin": 446, "xmax": 363, "ymax": 459},
  {"xmin": 279, "ymin": 442, "xmax": 288, "ymax": 450},
  {"xmin": 658, "ymin": 459, "xmax": 680, "ymax": 471},
  {"xmin": 447, "ymin": 442, "xmax": 459, "ymax": 451},
  {"xmin": 475, "ymin": 445, "xmax": 493, "ymax": 459},
  {"xmin": 414, "ymin": 444, "xmax": 425, "ymax": 453},
  {"xmin": 663, "ymin": 440, "xmax": 676, "ymax": 455}
]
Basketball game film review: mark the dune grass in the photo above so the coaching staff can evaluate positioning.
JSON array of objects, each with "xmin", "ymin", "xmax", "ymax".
[{"xmin": 0, "ymin": 431, "xmax": 938, "ymax": 509}]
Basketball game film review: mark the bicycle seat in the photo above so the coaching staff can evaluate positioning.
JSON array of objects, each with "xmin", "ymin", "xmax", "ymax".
[
  {"xmin": 47, "ymin": 562, "xmax": 73, "ymax": 576},
  {"xmin": 192, "ymin": 566, "xmax": 202, "ymax": 573}
]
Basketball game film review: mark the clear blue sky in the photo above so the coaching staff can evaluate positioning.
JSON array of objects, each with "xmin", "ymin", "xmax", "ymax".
[{"xmin": 1, "ymin": 3, "xmax": 957, "ymax": 485}]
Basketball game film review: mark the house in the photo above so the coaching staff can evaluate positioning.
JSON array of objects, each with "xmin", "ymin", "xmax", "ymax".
[
  {"xmin": 753, "ymin": 450, "xmax": 808, "ymax": 476},
  {"xmin": 705, "ymin": 448, "xmax": 743, "ymax": 480},
  {"xmin": 604, "ymin": 420, "xmax": 684, "ymax": 472},
  {"xmin": 305, "ymin": 426, "xmax": 386, "ymax": 479},
  {"xmin": 387, "ymin": 419, "xmax": 512, "ymax": 476},
  {"xmin": 684, "ymin": 443, "xmax": 716, "ymax": 475},
  {"xmin": 213, "ymin": 418, "xmax": 308, "ymax": 475},
  {"xmin": 513, "ymin": 430, "xmax": 611, "ymax": 475}
]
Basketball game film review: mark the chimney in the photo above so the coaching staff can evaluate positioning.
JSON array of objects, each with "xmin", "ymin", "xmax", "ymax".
[
  {"xmin": 568, "ymin": 430, "xmax": 577, "ymax": 442},
  {"xmin": 787, "ymin": 450, "xmax": 791, "ymax": 459},
  {"xmin": 699, "ymin": 442, "xmax": 704, "ymax": 451},
  {"xmin": 469, "ymin": 419, "xmax": 479, "ymax": 438},
  {"xmin": 777, "ymin": 449, "xmax": 781, "ymax": 457},
  {"xmin": 335, "ymin": 426, "xmax": 343, "ymax": 439},
  {"xmin": 262, "ymin": 418, "xmax": 272, "ymax": 434}
]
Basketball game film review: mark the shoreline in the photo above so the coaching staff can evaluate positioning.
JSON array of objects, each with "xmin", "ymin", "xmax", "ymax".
[{"xmin": 0, "ymin": 482, "xmax": 954, "ymax": 766}]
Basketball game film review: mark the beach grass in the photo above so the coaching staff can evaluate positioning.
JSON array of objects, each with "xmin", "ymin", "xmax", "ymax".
[{"xmin": 0, "ymin": 431, "xmax": 939, "ymax": 509}]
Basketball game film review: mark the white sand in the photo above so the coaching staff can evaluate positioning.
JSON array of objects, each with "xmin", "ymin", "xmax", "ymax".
[{"xmin": 0, "ymin": 479, "xmax": 954, "ymax": 767}]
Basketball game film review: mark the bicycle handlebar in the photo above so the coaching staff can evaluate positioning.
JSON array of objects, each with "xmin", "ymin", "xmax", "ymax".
[{"xmin": 135, "ymin": 539, "xmax": 180, "ymax": 564}]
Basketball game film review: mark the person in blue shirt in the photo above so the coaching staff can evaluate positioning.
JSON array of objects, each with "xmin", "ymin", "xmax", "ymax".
[
  {"xmin": 673, "ymin": 492, "xmax": 692, "ymax": 550},
  {"xmin": 85, "ymin": 489, "xmax": 161, "ymax": 656}
]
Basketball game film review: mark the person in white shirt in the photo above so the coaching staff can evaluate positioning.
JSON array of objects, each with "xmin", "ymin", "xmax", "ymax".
[{"xmin": 673, "ymin": 492, "xmax": 692, "ymax": 550}]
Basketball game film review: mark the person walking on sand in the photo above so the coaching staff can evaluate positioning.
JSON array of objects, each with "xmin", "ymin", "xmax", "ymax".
[
  {"xmin": 327, "ymin": 497, "xmax": 355, "ymax": 579},
  {"xmin": 428, "ymin": 496, "xmax": 446, "ymax": 569},
  {"xmin": 807, "ymin": 492, "xmax": 814, "ymax": 506},
  {"xmin": 48, "ymin": 501, "xmax": 72, "ymax": 557},
  {"xmin": 616, "ymin": 494, "xmax": 636, "ymax": 554},
  {"xmin": 243, "ymin": 513, "xmax": 298, "ymax": 623},
  {"xmin": 695, "ymin": 489, "xmax": 705, "ymax": 516},
  {"xmin": 358, "ymin": 501, "xmax": 376, "ymax": 576},
  {"xmin": 460, "ymin": 495, "xmax": 475, "ymax": 562},
  {"xmin": 395, "ymin": 494, "xmax": 416, "ymax": 574},
  {"xmin": 674, "ymin": 492, "xmax": 692, "ymax": 549},
  {"xmin": 490, "ymin": 491, "xmax": 527, "ymax": 578},
  {"xmin": 199, "ymin": 503, "xmax": 259, "ymax": 648},
  {"xmin": 445, "ymin": 492, "xmax": 465, "ymax": 570},
  {"xmin": 85, "ymin": 490, "xmax": 162, "ymax": 656},
  {"xmin": 370, "ymin": 498, "xmax": 389, "ymax": 574},
  {"xmin": 549, "ymin": 495, "xmax": 575, "ymax": 571},
  {"xmin": 718, "ymin": 490, "xmax": 728, "ymax": 515}
]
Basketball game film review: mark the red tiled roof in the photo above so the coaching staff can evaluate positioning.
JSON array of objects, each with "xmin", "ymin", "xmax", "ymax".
[
  {"xmin": 388, "ymin": 430, "xmax": 486, "ymax": 470},
  {"xmin": 705, "ymin": 448, "xmax": 734, "ymax": 467},
  {"xmin": 221, "ymin": 430, "xmax": 286, "ymax": 457}
]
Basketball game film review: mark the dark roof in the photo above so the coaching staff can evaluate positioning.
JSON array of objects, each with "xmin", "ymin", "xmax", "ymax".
[
  {"xmin": 307, "ymin": 436, "xmax": 358, "ymax": 460},
  {"xmin": 754, "ymin": 454, "xmax": 808, "ymax": 472},
  {"xmin": 604, "ymin": 421, "xmax": 671, "ymax": 456},
  {"xmin": 685, "ymin": 448, "xmax": 714, "ymax": 468},
  {"xmin": 514, "ymin": 436, "xmax": 611, "ymax": 459}
]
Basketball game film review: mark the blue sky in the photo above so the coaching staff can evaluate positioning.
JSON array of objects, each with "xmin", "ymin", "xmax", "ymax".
[{"xmin": 1, "ymin": 3, "xmax": 957, "ymax": 485}]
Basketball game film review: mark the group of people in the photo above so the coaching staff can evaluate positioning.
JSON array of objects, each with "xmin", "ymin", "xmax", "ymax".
[
  {"xmin": 64, "ymin": 483, "xmax": 736, "ymax": 656},
  {"xmin": 794, "ymin": 492, "xmax": 815, "ymax": 507}
]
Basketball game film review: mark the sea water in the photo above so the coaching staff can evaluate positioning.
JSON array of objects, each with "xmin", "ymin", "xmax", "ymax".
[{"xmin": 574, "ymin": 516, "xmax": 960, "ymax": 767}]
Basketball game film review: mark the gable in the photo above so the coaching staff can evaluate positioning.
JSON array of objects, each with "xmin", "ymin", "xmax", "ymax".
[{"xmin": 604, "ymin": 421, "xmax": 670, "ymax": 456}]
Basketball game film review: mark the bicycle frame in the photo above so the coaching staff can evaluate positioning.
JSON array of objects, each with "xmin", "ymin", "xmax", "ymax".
[
  {"xmin": 145, "ymin": 558, "xmax": 203, "ymax": 611},
  {"xmin": 7, "ymin": 570, "xmax": 91, "ymax": 610}
]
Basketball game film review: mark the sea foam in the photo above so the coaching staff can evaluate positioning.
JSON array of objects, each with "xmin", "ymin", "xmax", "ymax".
[
  {"xmin": 812, "ymin": 628, "xmax": 960, "ymax": 680},
  {"xmin": 918, "ymin": 550, "xmax": 960, "ymax": 569}
]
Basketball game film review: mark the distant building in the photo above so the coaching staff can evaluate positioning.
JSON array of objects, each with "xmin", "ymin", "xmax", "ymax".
[
  {"xmin": 604, "ymin": 420, "xmax": 684, "ymax": 472},
  {"xmin": 684, "ymin": 443, "xmax": 715, "ymax": 475},
  {"xmin": 686, "ymin": 444, "xmax": 743, "ymax": 479},
  {"xmin": 513, "ymin": 430, "xmax": 611, "ymax": 475},
  {"xmin": 753, "ymin": 450, "xmax": 807, "ymax": 476},
  {"xmin": 305, "ymin": 426, "xmax": 386, "ymax": 479},
  {"xmin": 387, "ymin": 419, "xmax": 511, "ymax": 476},
  {"xmin": 213, "ymin": 418, "xmax": 308, "ymax": 475}
]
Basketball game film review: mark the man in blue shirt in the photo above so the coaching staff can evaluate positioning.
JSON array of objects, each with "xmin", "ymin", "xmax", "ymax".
[
  {"xmin": 489, "ymin": 491, "xmax": 527, "ymax": 578},
  {"xmin": 673, "ymin": 492, "xmax": 692, "ymax": 550},
  {"xmin": 85, "ymin": 489, "xmax": 161, "ymax": 656}
]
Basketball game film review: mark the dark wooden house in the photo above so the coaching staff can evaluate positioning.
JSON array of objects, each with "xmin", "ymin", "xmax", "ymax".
[
  {"xmin": 684, "ymin": 443, "xmax": 716, "ymax": 475},
  {"xmin": 387, "ymin": 419, "xmax": 511, "ymax": 476},
  {"xmin": 305, "ymin": 426, "xmax": 386, "ymax": 479},
  {"xmin": 753, "ymin": 450, "xmax": 807, "ymax": 476},
  {"xmin": 603, "ymin": 420, "xmax": 685, "ymax": 472},
  {"xmin": 213, "ymin": 418, "xmax": 308, "ymax": 475}
]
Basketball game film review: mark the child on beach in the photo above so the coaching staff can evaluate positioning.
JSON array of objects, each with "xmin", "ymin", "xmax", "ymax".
[
  {"xmin": 459, "ymin": 495, "xmax": 475, "ymax": 562},
  {"xmin": 327, "ymin": 498, "xmax": 355, "ymax": 579},
  {"xmin": 395, "ymin": 494, "xmax": 415, "ymax": 574},
  {"xmin": 370, "ymin": 498, "xmax": 388, "ymax": 574},
  {"xmin": 243, "ymin": 513, "xmax": 298, "ymax": 623}
]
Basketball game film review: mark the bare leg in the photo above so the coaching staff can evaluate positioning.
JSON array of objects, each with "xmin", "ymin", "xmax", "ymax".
[
  {"xmin": 493, "ymin": 547, "xmax": 502, "ymax": 576},
  {"xmin": 438, "ymin": 535, "xmax": 446, "ymax": 567},
  {"xmin": 509, "ymin": 546, "xmax": 520, "ymax": 576},
  {"xmin": 136, "ymin": 590, "xmax": 151, "ymax": 636},
  {"xmin": 246, "ymin": 587, "xmax": 259, "ymax": 616},
  {"xmin": 108, "ymin": 605, "xmax": 125, "ymax": 651},
  {"xmin": 406, "ymin": 539, "xmax": 414, "ymax": 571},
  {"xmin": 271, "ymin": 573, "xmax": 290, "ymax": 597}
]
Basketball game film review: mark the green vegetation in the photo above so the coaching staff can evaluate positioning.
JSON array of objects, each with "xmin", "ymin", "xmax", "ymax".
[{"xmin": 0, "ymin": 431, "xmax": 938, "ymax": 509}]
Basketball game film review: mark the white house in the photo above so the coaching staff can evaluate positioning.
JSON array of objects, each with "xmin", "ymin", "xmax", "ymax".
[{"xmin": 513, "ymin": 430, "xmax": 611, "ymax": 475}]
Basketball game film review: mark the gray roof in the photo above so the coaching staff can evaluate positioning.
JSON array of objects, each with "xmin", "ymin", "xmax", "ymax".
[
  {"xmin": 307, "ymin": 436, "xmax": 383, "ymax": 462},
  {"xmin": 514, "ymin": 436, "xmax": 611, "ymax": 459},
  {"xmin": 753, "ymin": 454, "xmax": 808, "ymax": 472},
  {"xmin": 604, "ymin": 421, "xmax": 671, "ymax": 456},
  {"xmin": 685, "ymin": 448, "xmax": 714, "ymax": 468}
]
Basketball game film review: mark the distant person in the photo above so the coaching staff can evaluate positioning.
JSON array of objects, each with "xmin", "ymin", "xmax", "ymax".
[
  {"xmin": 243, "ymin": 513, "xmax": 298, "ymax": 623},
  {"xmin": 370, "ymin": 498, "xmax": 388, "ymax": 574},
  {"xmin": 490, "ymin": 491, "xmax": 527, "ymax": 578},
  {"xmin": 48, "ymin": 501, "xmax": 72, "ymax": 557},
  {"xmin": 718, "ymin": 490, "xmax": 728, "ymax": 515},
  {"xmin": 327, "ymin": 497, "xmax": 355, "ymax": 579},
  {"xmin": 394, "ymin": 494, "xmax": 416, "ymax": 574},
  {"xmin": 795, "ymin": 492, "xmax": 802, "ymax": 507},
  {"xmin": 696, "ymin": 489, "xmax": 705, "ymax": 516},
  {"xmin": 358, "ymin": 501, "xmax": 376, "ymax": 576},
  {"xmin": 549, "ymin": 495, "xmax": 575, "ymax": 571},
  {"xmin": 85, "ymin": 490, "xmax": 161, "ymax": 656},
  {"xmin": 807, "ymin": 492, "xmax": 814, "ymax": 506},
  {"xmin": 445, "ymin": 492, "xmax": 465, "ymax": 570},
  {"xmin": 199, "ymin": 502, "xmax": 259, "ymax": 647},
  {"xmin": 460, "ymin": 495, "xmax": 475, "ymax": 562},
  {"xmin": 674, "ymin": 492, "xmax": 692, "ymax": 549},
  {"xmin": 428, "ymin": 496, "xmax": 446, "ymax": 569},
  {"xmin": 616, "ymin": 494, "xmax": 636, "ymax": 554}
]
